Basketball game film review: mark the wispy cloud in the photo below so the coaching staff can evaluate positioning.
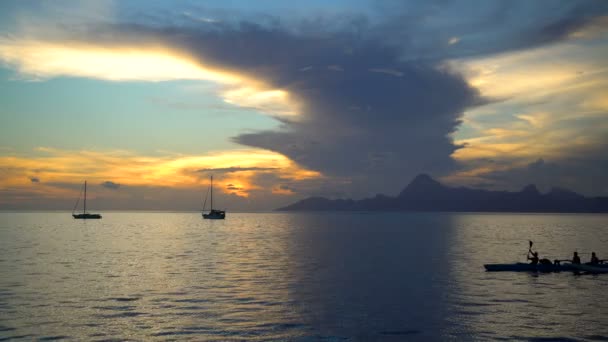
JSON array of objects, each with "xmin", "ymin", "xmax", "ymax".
[{"xmin": 101, "ymin": 181, "xmax": 121, "ymax": 190}]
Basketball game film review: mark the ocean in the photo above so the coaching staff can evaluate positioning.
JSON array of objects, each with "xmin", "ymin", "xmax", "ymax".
[{"xmin": 1, "ymin": 212, "xmax": 607, "ymax": 341}]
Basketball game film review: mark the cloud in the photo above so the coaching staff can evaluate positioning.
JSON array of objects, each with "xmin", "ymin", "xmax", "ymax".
[
  {"xmin": 198, "ymin": 166, "xmax": 278, "ymax": 173},
  {"xmin": 1, "ymin": 19, "xmax": 483, "ymax": 197},
  {"xmin": 0, "ymin": 147, "xmax": 320, "ymax": 204},
  {"xmin": 374, "ymin": 1, "xmax": 608, "ymax": 60},
  {"xmin": 101, "ymin": 181, "xmax": 121, "ymax": 190},
  {"xmin": 226, "ymin": 184, "xmax": 244, "ymax": 191},
  {"xmin": 219, "ymin": 29, "xmax": 482, "ymax": 197},
  {"xmin": 445, "ymin": 136, "xmax": 608, "ymax": 196},
  {"xmin": 30, "ymin": 177, "xmax": 39, "ymax": 183},
  {"xmin": 1, "ymin": 1, "xmax": 607, "ymax": 202},
  {"xmin": 480, "ymin": 155, "xmax": 608, "ymax": 195}
]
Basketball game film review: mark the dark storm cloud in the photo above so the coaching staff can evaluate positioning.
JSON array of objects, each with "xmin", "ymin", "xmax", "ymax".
[
  {"xmin": 168, "ymin": 25, "xmax": 482, "ymax": 196},
  {"xmin": 101, "ymin": 181, "xmax": 121, "ymax": 190},
  {"xmin": 371, "ymin": 0, "xmax": 608, "ymax": 60},
  {"xmin": 50, "ymin": 1, "xmax": 607, "ymax": 198}
]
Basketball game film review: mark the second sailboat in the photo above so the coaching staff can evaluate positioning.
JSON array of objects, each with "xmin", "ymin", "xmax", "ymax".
[{"xmin": 202, "ymin": 175, "xmax": 226, "ymax": 219}]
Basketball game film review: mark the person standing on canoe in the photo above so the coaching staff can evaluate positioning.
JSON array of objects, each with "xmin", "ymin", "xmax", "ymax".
[{"xmin": 572, "ymin": 252, "xmax": 581, "ymax": 264}]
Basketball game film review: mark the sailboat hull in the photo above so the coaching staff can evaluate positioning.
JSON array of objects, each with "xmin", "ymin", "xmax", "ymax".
[
  {"xmin": 73, "ymin": 213, "xmax": 102, "ymax": 219},
  {"xmin": 72, "ymin": 181, "xmax": 102, "ymax": 219},
  {"xmin": 202, "ymin": 210, "xmax": 225, "ymax": 219}
]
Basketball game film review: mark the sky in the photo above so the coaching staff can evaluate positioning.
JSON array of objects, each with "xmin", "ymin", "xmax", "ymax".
[{"xmin": 0, "ymin": 0, "xmax": 607, "ymax": 211}]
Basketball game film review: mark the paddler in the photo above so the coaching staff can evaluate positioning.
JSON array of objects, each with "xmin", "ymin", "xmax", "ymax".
[
  {"xmin": 528, "ymin": 251, "xmax": 539, "ymax": 265},
  {"xmin": 590, "ymin": 252, "xmax": 600, "ymax": 265},
  {"xmin": 571, "ymin": 252, "xmax": 581, "ymax": 264}
]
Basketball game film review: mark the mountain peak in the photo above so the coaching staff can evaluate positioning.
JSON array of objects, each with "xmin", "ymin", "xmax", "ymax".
[
  {"xmin": 399, "ymin": 174, "xmax": 444, "ymax": 197},
  {"xmin": 520, "ymin": 184, "xmax": 540, "ymax": 196},
  {"xmin": 278, "ymin": 174, "xmax": 608, "ymax": 213}
]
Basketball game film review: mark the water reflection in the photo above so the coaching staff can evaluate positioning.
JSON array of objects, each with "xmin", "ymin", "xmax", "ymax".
[
  {"xmin": 284, "ymin": 212, "xmax": 456, "ymax": 340},
  {"xmin": 0, "ymin": 212, "xmax": 607, "ymax": 340},
  {"xmin": 448, "ymin": 213, "xmax": 608, "ymax": 340}
]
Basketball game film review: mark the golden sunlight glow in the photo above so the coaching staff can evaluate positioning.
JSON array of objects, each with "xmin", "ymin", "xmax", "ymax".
[
  {"xmin": 463, "ymin": 60, "xmax": 579, "ymax": 99},
  {"xmin": 0, "ymin": 39, "xmax": 240, "ymax": 83},
  {"xmin": 0, "ymin": 148, "xmax": 322, "ymax": 200},
  {"xmin": 448, "ymin": 37, "xmax": 608, "ymax": 188},
  {"xmin": 0, "ymin": 38, "xmax": 300, "ymax": 117},
  {"xmin": 450, "ymin": 41, "xmax": 608, "ymax": 100}
]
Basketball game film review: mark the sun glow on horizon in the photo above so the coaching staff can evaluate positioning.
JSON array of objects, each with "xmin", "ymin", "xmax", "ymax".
[{"xmin": 0, "ymin": 147, "xmax": 322, "ymax": 202}]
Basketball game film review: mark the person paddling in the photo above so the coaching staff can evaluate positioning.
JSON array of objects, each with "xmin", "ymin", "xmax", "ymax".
[
  {"xmin": 528, "ymin": 251, "xmax": 539, "ymax": 265},
  {"xmin": 572, "ymin": 252, "xmax": 581, "ymax": 264},
  {"xmin": 590, "ymin": 252, "xmax": 600, "ymax": 265},
  {"xmin": 527, "ymin": 241, "xmax": 552, "ymax": 265}
]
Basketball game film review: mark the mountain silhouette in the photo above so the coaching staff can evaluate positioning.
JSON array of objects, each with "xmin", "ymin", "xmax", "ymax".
[{"xmin": 277, "ymin": 174, "xmax": 608, "ymax": 212}]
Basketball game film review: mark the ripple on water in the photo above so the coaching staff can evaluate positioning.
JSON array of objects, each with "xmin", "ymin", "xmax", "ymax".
[
  {"xmin": 98, "ymin": 311, "xmax": 147, "ymax": 319},
  {"xmin": 109, "ymin": 297, "xmax": 141, "ymax": 302},
  {"xmin": 378, "ymin": 329, "xmax": 421, "ymax": 336},
  {"xmin": 0, "ymin": 335, "xmax": 35, "ymax": 341},
  {"xmin": 38, "ymin": 336, "xmax": 71, "ymax": 341}
]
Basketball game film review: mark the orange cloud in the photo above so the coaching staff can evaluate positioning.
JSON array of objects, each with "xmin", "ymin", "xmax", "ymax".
[{"xmin": 0, "ymin": 147, "xmax": 322, "ymax": 201}]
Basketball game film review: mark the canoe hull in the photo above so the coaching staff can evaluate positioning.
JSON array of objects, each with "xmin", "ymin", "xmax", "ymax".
[
  {"xmin": 570, "ymin": 263, "xmax": 608, "ymax": 273},
  {"xmin": 484, "ymin": 263, "xmax": 575, "ymax": 272}
]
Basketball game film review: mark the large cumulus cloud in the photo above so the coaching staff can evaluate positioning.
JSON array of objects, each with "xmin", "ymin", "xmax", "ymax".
[
  {"xmin": 7, "ymin": 0, "xmax": 608, "ymax": 199},
  {"xmin": 102, "ymin": 23, "xmax": 482, "ymax": 196}
]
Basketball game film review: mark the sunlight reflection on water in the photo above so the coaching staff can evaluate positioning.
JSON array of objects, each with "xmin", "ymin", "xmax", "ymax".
[{"xmin": 0, "ymin": 212, "xmax": 607, "ymax": 340}]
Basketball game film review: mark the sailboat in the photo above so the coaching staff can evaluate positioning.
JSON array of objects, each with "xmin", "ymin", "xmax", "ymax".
[
  {"xmin": 72, "ymin": 181, "xmax": 102, "ymax": 219},
  {"xmin": 202, "ymin": 175, "xmax": 226, "ymax": 219}
]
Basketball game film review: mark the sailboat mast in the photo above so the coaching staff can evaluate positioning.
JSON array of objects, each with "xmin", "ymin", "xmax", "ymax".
[
  {"xmin": 84, "ymin": 181, "xmax": 87, "ymax": 214},
  {"xmin": 210, "ymin": 176, "xmax": 213, "ymax": 210}
]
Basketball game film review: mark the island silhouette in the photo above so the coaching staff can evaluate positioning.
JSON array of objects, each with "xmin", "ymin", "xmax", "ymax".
[{"xmin": 278, "ymin": 174, "xmax": 608, "ymax": 213}]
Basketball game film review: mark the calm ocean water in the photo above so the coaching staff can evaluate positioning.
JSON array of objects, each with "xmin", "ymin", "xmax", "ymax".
[{"xmin": 0, "ymin": 212, "xmax": 607, "ymax": 341}]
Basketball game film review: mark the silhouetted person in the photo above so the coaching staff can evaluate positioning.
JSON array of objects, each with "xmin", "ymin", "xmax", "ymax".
[
  {"xmin": 528, "ymin": 251, "xmax": 539, "ymax": 265},
  {"xmin": 590, "ymin": 252, "xmax": 600, "ymax": 265},
  {"xmin": 572, "ymin": 252, "xmax": 581, "ymax": 264},
  {"xmin": 539, "ymin": 258, "xmax": 552, "ymax": 265}
]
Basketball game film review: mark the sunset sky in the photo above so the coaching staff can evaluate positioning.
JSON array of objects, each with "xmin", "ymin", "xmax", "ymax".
[{"xmin": 1, "ymin": 0, "xmax": 607, "ymax": 211}]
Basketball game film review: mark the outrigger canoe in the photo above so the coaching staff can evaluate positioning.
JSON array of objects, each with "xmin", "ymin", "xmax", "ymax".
[
  {"xmin": 484, "ymin": 263, "xmax": 575, "ymax": 272},
  {"xmin": 484, "ymin": 263, "xmax": 608, "ymax": 273}
]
